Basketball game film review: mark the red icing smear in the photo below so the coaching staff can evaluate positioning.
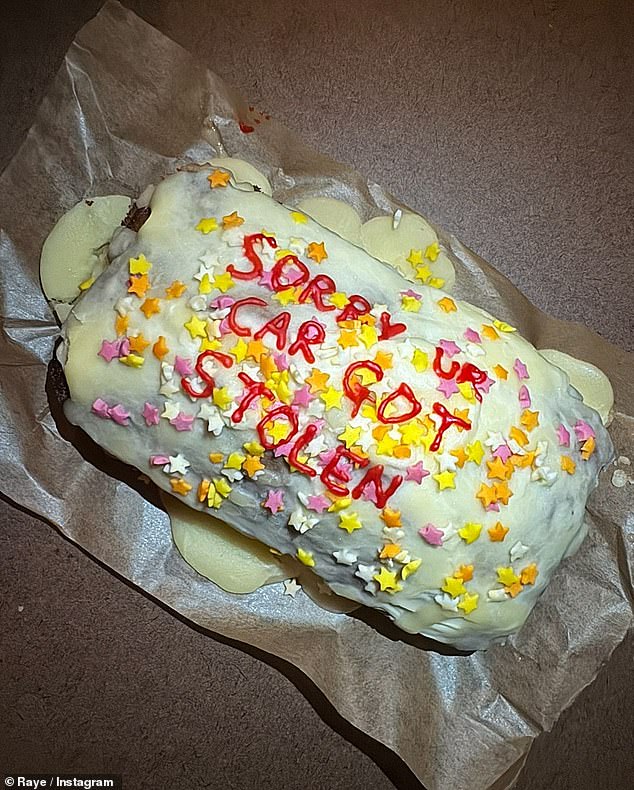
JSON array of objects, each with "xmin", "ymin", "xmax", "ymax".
[
  {"xmin": 377, "ymin": 383, "xmax": 422, "ymax": 424},
  {"xmin": 254, "ymin": 311, "xmax": 291, "ymax": 350},
  {"xmin": 433, "ymin": 346, "xmax": 460, "ymax": 379},
  {"xmin": 239, "ymin": 121, "xmax": 255, "ymax": 134},
  {"xmin": 351, "ymin": 465, "xmax": 403, "ymax": 509},
  {"xmin": 257, "ymin": 405, "xmax": 298, "ymax": 449},
  {"xmin": 456, "ymin": 362, "xmax": 487, "ymax": 402},
  {"xmin": 288, "ymin": 423, "xmax": 319, "ymax": 477},
  {"xmin": 181, "ymin": 350, "xmax": 233, "ymax": 399},
  {"xmin": 227, "ymin": 297, "xmax": 267, "ymax": 336},
  {"xmin": 342, "ymin": 360, "xmax": 383, "ymax": 417},
  {"xmin": 232, "ymin": 372, "xmax": 274, "ymax": 424},
  {"xmin": 288, "ymin": 320, "xmax": 325, "ymax": 363},
  {"xmin": 299, "ymin": 274, "xmax": 337, "ymax": 311},
  {"xmin": 429, "ymin": 402, "xmax": 472, "ymax": 452},
  {"xmin": 271, "ymin": 255, "xmax": 310, "ymax": 291},
  {"xmin": 320, "ymin": 445, "xmax": 369, "ymax": 497},
  {"xmin": 228, "ymin": 233, "xmax": 277, "ymax": 280},
  {"xmin": 378, "ymin": 311, "xmax": 406, "ymax": 340},
  {"xmin": 338, "ymin": 294, "xmax": 372, "ymax": 322}
]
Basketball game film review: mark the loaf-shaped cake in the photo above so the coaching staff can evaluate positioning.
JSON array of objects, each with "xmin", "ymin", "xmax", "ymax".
[{"xmin": 57, "ymin": 168, "xmax": 612, "ymax": 649}]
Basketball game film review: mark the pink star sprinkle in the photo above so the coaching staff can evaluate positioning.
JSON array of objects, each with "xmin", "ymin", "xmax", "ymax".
[
  {"xmin": 406, "ymin": 461, "xmax": 429, "ymax": 484},
  {"xmin": 400, "ymin": 288, "xmax": 421, "ymax": 299},
  {"xmin": 274, "ymin": 352, "xmax": 289, "ymax": 370},
  {"xmin": 306, "ymin": 494, "xmax": 330, "ymax": 513},
  {"xmin": 174, "ymin": 356, "xmax": 194, "ymax": 377},
  {"xmin": 486, "ymin": 503, "xmax": 501, "ymax": 512},
  {"xmin": 477, "ymin": 374, "xmax": 495, "ymax": 394},
  {"xmin": 150, "ymin": 455, "xmax": 170, "ymax": 466},
  {"xmin": 518, "ymin": 385, "xmax": 531, "ymax": 409},
  {"xmin": 259, "ymin": 268, "xmax": 275, "ymax": 289},
  {"xmin": 574, "ymin": 420, "xmax": 595, "ymax": 441},
  {"xmin": 210, "ymin": 295, "xmax": 235, "ymax": 310},
  {"xmin": 108, "ymin": 404, "xmax": 130, "ymax": 426},
  {"xmin": 419, "ymin": 524, "xmax": 444, "ymax": 546},
  {"xmin": 273, "ymin": 440, "xmax": 294, "ymax": 458},
  {"xmin": 556, "ymin": 424, "xmax": 571, "ymax": 447},
  {"xmin": 492, "ymin": 444, "xmax": 513, "ymax": 463},
  {"xmin": 464, "ymin": 327, "xmax": 481, "ymax": 343},
  {"xmin": 439, "ymin": 339, "xmax": 461, "ymax": 358},
  {"xmin": 91, "ymin": 398, "xmax": 110, "ymax": 419},
  {"xmin": 437, "ymin": 378, "xmax": 459, "ymax": 398},
  {"xmin": 293, "ymin": 385, "xmax": 312, "ymax": 407},
  {"xmin": 263, "ymin": 489, "xmax": 285, "ymax": 513},
  {"xmin": 119, "ymin": 338, "xmax": 131, "ymax": 357},
  {"xmin": 513, "ymin": 358, "xmax": 529, "ymax": 380},
  {"xmin": 170, "ymin": 412, "xmax": 194, "ymax": 431},
  {"xmin": 98, "ymin": 339, "xmax": 123, "ymax": 362},
  {"xmin": 142, "ymin": 402, "xmax": 160, "ymax": 426}
]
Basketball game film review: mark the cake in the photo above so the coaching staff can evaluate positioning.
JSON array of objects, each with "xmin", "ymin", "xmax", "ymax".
[{"xmin": 52, "ymin": 165, "xmax": 612, "ymax": 649}]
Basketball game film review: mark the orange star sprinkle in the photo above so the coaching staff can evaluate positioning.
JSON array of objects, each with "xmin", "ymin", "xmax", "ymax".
[
  {"xmin": 488, "ymin": 522, "xmax": 509, "ymax": 542},
  {"xmin": 381, "ymin": 508, "xmax": 402, "ymax": 528},
  {"xmin": 475, "ymin": 483, "xmax": 498, "ymax": 508},
  {"xmin": 207, "ymin": 168, "xmax": 231, "ymax": 188},
  {"xmin": 197, "ymin": 479, "xmax": 210, "ymax": 502},
  {"xmin": 165, "ymin": 280, "xmax": 187, "ymax": 299},
  {"xmin": 581, "ymin": 437, "xmax": 596, "ymax": 460},
  {"xmin": 259, "ymin": 354, "xmax": 277, "ymax": 380},
  {"xmin": 306, "ymin": 241, "xmax": 328, "ymax": 263},
  {"xmin": 450, "ymin": 447, "xmax": 469, "ymax": 468},
  {"xmin": 243, "ymin": 455, "xmax": 266, "ymax": 478},
  {"xmin": 115, "ymin": 314, "xmax": 129, "ymax": 336},
  {"xmin": 128, "ymin": 273, "xmax": 149, "ymax": 298},
  {"xmin": 379, "ymin": 543, "xmax": 402, "ymax": 559},
  {"xmin": 373, "ymin": 350, "xmax": 393, "ymax": 370},
  {"xmin": 493, "ymin": 364, "xmax": 508, "ymax": 380},
  {"xmin": 520, "ymin": 563, "xmax": 539, "ymax": 585},
  {"xmin": 560, "ymin": 455, "xmax": 576, "ymax": 474},
  {"xmin": 208, "ymin": 453, "xmax": 224, "ymax": 464},
  {"xmin": 306, "ymin": 368, "xmax": 330, "ymax": 394},
  {"xmin": 140, "ymin": 298, "xmax": 160, "ymax": 319},
  {"xmin": 152, "ymin": 335, "xmax": 169, "ymax": 359},
  {"xmin": 510, "ymin": 451, "xmax": 536, "ymax": 468},
  {"xmin": 392, "ymin": 445, "xmax": 411, "ymax": 459},
  {"xmin": 486, "ymin": 457, "xmax": 513, "ymax": 481},
  {"xmin": 481, "ymin": 324, "xmax": 500, "ymax": 341},
  {"xmin": 453, "ymin": 408, "xmax": 471, "ymax": 430},
  {"xmin": 338, "ymin": 329, "xmax": 359, "ymax": 348},
  {"xmin": 454, "ymin": 564, "xmax": 474, "ymax": 582},
  {"xmin": 222, "ymin": 210, "xmax": 245, "ymax": 230},
  {"xmin": 505, "ymin": 581, "xmax": 523, "ymax": 598},
  {"xmin": 128, "ymin": 334, "xmax": 150, "ymax": 353},
  {"xmin": 437, "ymin": 297, "xmax": 457, "ymax": 313},
  {"xmin": 509, "ymin": 426, "xmax": 529, "ymax": 447},
  {"xmin": 494, "ymin": 481, "xmax": 513, "ymax": 505},
  {"xmin": 520, "ymin": 409, "xmax": 540, "ymax": 432},
  {"xmin": 170, "ymin": 477, "xmax": 192, "ymax": 496},
  {"xmin": 246, "ymin": 338, "xmax": 267, "ymax": 362}
]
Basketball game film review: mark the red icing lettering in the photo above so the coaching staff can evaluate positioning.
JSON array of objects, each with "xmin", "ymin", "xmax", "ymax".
[
  {"xmin": 257, "ymin": 405, "xmax": 298, "ymax": 449},
  {"xmin": 433, "ymin": 346, "xmax": 460, "ymax": 379},
  {"xmin": 338, "ymin": 294, "xmax": 372, "ymax": 322},
  {"xmin": 456, "ymin": 362, "xmax": 488, "ymax": 403},
  {"xmin": 271, "ymin": 254, "xmax": 310, "ymax": 292},
  {"xmin": 227, "ymin": 297, "xmax": 267, "ymax": 336},
  {"xmin": 254, "ymin": 311, "xmax": 291, "ymax": 350},
  {"xmin": 228, "ymin": 233, "xmax": 276, "ymax": 280},
  {"xmin": 298, "ymin": 274, "xmax": 337, "ymax": 311},
  {"xmin": 378, "ymin": 311, "xmax": 406, "ymax": 340},
  {"xmin": 232, "ymin": 372, "xmax": 274, "ymax": 424},
  {"xmin": 377, "ymin": 383, "xmax": 422, "ymax": 424},
  {"xmin": 342, "ymin": 360, "xmax": 383, "ymax": 417},
  {"xmin": 288, "ymin": 423, "xmax": 318, "ymax": 476},
  {"xmin": 429, "ymin": 402, "xmax": 472, "ymax": 452},
  {"xmin": 320, "ymin": 445, "xmax": 369, "ymax": 497},
  {"xmin": 181, "ymin": 350, "xmax": 233, "ymax": 399},
  {"xmin": 351, "ymin": 465, "xmax": 403, "ymax": 509},
  {"xmin": 288, "ymin": 320, "xmax": 325, "ymax": 363}
]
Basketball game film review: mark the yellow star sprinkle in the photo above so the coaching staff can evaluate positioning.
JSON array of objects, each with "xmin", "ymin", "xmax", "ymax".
[
  {"xmin": 520, "ymin": 409, "xmax": 540, "ymax": 432},
  {"xmin": 296, "ymin": 548, "xmax": 315, "ymax": 567},
  {"xmin": 327, "ymin": 496, "xmax": 352, "ymax": 513},
  {"xmin": 433, "ymin": 470, "xmax": 456, "ymax": 490},
  {"xmin": 401, "ymin": 559, "xmax": 422, "ymax": 580},
  {"xmin": 373, "ymin": 567, "xmax": 402, "ymax": 594},
  {"xmin": 290, "ymin": 210, "xmax": 307, "ymax": 223},
  {"xmin": 118, "ymin": 353, "xmax": 144, "ymax": 368},
  {"xmin": 458, "ymin": 522, "xmax": 482, "ymax": 544},
  {"xmin": 398, "ymin": 420, "xmax": 427, "ymax": 446},
  {"xmin": 129, "ymin": 253, "xmax": 152, "ymax": 275},
  {"xmin": 520, "ymin": 563, "xmax": 539, "ymax": 585},
  {"xmin": 319, "ymin": 387, "xmax": 344, "ymax": 410},
  {"xmin": 165, "ymin": 280, "xmax": 186, "ymax": 299},
  {"xmin": 411, "ymin": 348, "xmax": 429, "ymax": 372},
  {"xmin": 428, "ymin": 277, "xmax": 445, "ymax": 289},
  {"xmin": 457, "ymin": 381, "xmax": 476, "ymax": 403},
  {"xmin": 488, "ymin": 522, "xmax": 509, "ymax": 542},
  {"xmin": 243, "ymin": 441, "xmax": 265, "ymax": 456},
  {"xmin": 359, "ymin": 324, "xmax": 378, "ymax": 348},
  {"xmin": 407, "ymin": 248, "xmax": 424, "ymax": 266},
  {"xmin": 140, "ymin": 298, "xmax": 160, "ymax": 318},
  {"xmin": 222, "ymin": 211, "xmax": 244, "ymax": 229},
  {"xmin": 211, "ymin": 272, "xmax": 235, "ymax": 292},
  {"xmin": 197, "ymin": 273, "xmax": 212, "ymax": 294},
  {"xmin": 212, "ymin": 387, "xmax": 233, "ymax": 411},
  {"xmin": 458, "ymin": 592, "xmax": 479, "ymax": 615},
  {"xmin": 170, "ymin": 477, "xmax": 192, "ymax": 496},
  {"xmin": 338, "ymin": 425, "xmax": 362, "ymax": 449},
  {"xmin": 152, "ymin": 335, "xmax": 169, "ymax": 359},
  {"xmin": 199, "ymin": 338, "xmax": 221, "ymax": 352},
  {"xmin": 414, "ymin": 264, "xmax": 433, "ymax": 283},
  {"xmin": 381, "ymin": 508, "xmax": 402, "ymax": 528},
  {"xmin": 438, "ymin": 297, "xmax": 457, "ymax": 313},
  {"xmin": 401, "ymin": 295, "xmax": 422, "ymax": 312},
  {"xmin": 184, "ymin": 314, "xmax": 207, "ymax": 339},
  {"xmin": 442, "ymin": 576, "xmax": 467, "ymax": 597},
  {"xmin": 273, "ymin": 286, "xmax": 300, "ymax": 306},
  {"xmin": 493, "ymin": 364, "xmax": 508, "ymax": 380},
  {"xmin": 375, "ymin": 432, "xmax": 399, "ymax": 456},
  {"xmin": 339, "ymin": 511, "xmax": 363, "ymax": 534},
  {"xmin": 560, "ymin": 455, "xmax": 576, "ymax": 475},
  {"xmin": 243, "ymin": 455, "xmax": 265, "ymax": 477},
  {"xmin": 425, "ymin": 241, "xmax": 441, "ymax": 261},
  {"xmin": 225, "ymin": 452, "xmax": 246, "ymax": 470},
  {"xmin": 195, "ymin": 217, "xmax": 218, "ymax": 234},
  {"xmin": 228, "ymin": 338, "xmax": 248, "ymax": 363},
  {"xmin": 306, "ymin": 241, "xmax": 328, "ymax": 263},
  {"xmin": 267, "ymin": 419, "xmax": 292, "ymax": 444},
  {"xmin": 492, "ymin": 319, "xmax": 516, "ymax": 333},
  {"xmin": 465, "ymin": 440, "xmax": 484, "ymax": 465},
  {"xmin": 207, "ymin": 169, "xmax": 231, "ymax": 188},
  {"xmin": 329, "ymin": 292, "xmax": 349, "ymax": 309},
  {"xmin": 497, "ymin": 567, "xmax": 519, "ymax": 587}
]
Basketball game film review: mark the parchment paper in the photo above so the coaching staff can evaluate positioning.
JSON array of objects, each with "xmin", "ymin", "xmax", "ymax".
[{"xmin": 0, "ymin": 3, "xmax": 632, "ymax": 788}]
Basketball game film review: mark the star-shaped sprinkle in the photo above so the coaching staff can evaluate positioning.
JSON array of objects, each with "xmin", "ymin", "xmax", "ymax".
[
  {"xmin": 140, "ymin": 298, "xmax": 160, "ymax": 318},
  {"xmin": 425, "ymin": 241, "xmax": 440, "ymax": 261},
  {"xmin": 211, "ymin": 272, "xmax": 235, "ymax": 292},
  {"xmin": 475, "ymin": 483, "xmax": 497, "ymax": 508},
  {"xmin": 283, "ymin": 578, "xmax": 301, "ymax": 597},
  {"xmin": 301, "ymin": 494, "xmax": 328, "ymax": 514},
  {"xmin": 433, "ymin": 470, "xmax": 456, "ymax": 490},
  {"xmin": 170, "ymin": 478, "xmax": 192, "ymax": 496},
  {"xmin": 518, "ymin": 385, "xmax": 531, "ymax": 409},
  {"xmin": 142, "ymin": 402, "xmax": 160, "ymax": 426},
  {"xmin": 560, "ymin": 455, "xmax": 576, "ymax": 474},
  {"xmin": 195, "ymin": 217, "xmax": 219, "ymax": 234},
  {"xmin": 115, "ymin": 314, "xmax": 129, "ymax": 336},
  {"xmin": 493, "ymin": 364, "xmax": 508, "ymax": 380},
  {"xmin": 458, "ymin": 592, "xmax": 479, "ymax": 615},
  {"xmin": 488, "ymin": 522, "xmax": 509, "ymax": 541},
  {"xmin": 438, "ymin": 297, "xmax": 457, "ymax": 313},
  {"xmin": 296, "ymin": 548, "xmax": 315, "ymax": 567},
  {"xmin": 222, "ymin": 210, "xmax": 244, "ymax": 229},
  {"xmin": 290, "ymin": 210, "xmax": 307, "ymax": 223},
  {"xmin": 573, "ymin": 419, "xmax": 595, "ymax": 441},
  {"xmin": 129, "ymin": 253, "xmax": 152, "ymax": 275},
  {"xmin": 401, "ymin": 295, "xmax": 422, "ymax": 312},
  {"xmin": 520, "ymin": 409, "xmax": 539, "ymax": 432},
  {"xmin": 174, "ymin": 355, "xmax": 194, "ymax": 377},
  {"xmin": 381, "ymin": 508, "xmax": 402, "ymax": 528},
  {"xmin": 497, "ymin": 567, "xmax": 520, "ymax": 587},
  {"xmin": 520, "ymin": 563, "xmax": 538, "ymax": 585},
  {"xmin": 464, "ymin": 327, "xmax": 481, "ymax": 344},
  {"xmin": 241, "ymin": 454, "xmax": 265, "ymax": 478},
  {"xmin": 161, "ymin": 402, "xmax": 180, "ymax": 421},
  {"xmin": 442, "ymin": 576, "xmax": 466, "ymax": 597},
  {"xmin": 481, "ymin": 324, "xmax": 499, "ymax": 341},
  {"xmin": 166, "ymin": 454, "xmax": 190, "ymax": 475},
  {"xmin": 320, "ymin": 387, "xmax": 344, "ymax": 410},
  {"xmin": 333, "ymin": 549, "xmax": 358, "ymax": 565},
  {"xmin": 184, "ymin": 314, "xmax": 207, "ymax": 339},
  {"xmin": 165, "ymin": 280, "xmax": 186, "ymax": 299},
  {"xmin": 494, "ymin": 481, "xmax": 513, "ymax": 505},
  {"xmin": 407, "ymin": 248, "xmax": 424, "ymax": 266},
  {"xmin": 151, "ymin": 336, "xmax": 168, "ymax": 360},
  {"xmin": 437, "ymin": 378, "xmax": 459, "ymax": 398},
  {"xmin": 306, "ymin": 241, "xmax": 327, "ymax": 263},
  {"xmin": 91, "ymin": 398, "xmax": 110, "ymax": 419},
  {"xmin": 486, "ymin": 457, "xmax": 513, "ymax": 480},
  {"xmin": 107, "ymin": 404, "xmax": 129, "ymax": 425},
  {"xmin": 556, "ymin": 424, "xmax": 571, "ymax": 447},
  {"xmin": 419, "ymin": 524, "xmax": 444, "ymax": 546},
  {"xmin": 128, "ymin": 274, "xmax": 149, "ymax": 298},
  {"xmin": 513, "ymin": 358, "xmax": 529, "ymax": 380},
  {"xmin": 306, "ymin": 368, "xmax": 330, "ymax": 394},
  {"xmin": 339, "ymin": 511, "xmax": 363, "ymax": 534},
  {"xmin": 211, "ymin": 387, "xmax": 233, "ymax": 411},
  {"xmin": 439, "ymin": 339, "xmax": 461, "ymax": 357},
  {"xmin": 262, "ymin": 489, "xmax": 285, "ymax": 513},
  {"xmin": 465, "ymin": 440, "xmax": 484, "ymax": 465},
  {"xmin": 458, "ymin": 522, "xmax": 482, "ymax": 544},
  {"xmin": 293, "ymin": 385, "xmax": 312, "ymax": 408},
  {"xmin": 208, "ymin": 169, "xmax": 231, "ymax": 188},
  {"xmin": 98, "ymin": 339, "xmax": 122, "ymax": 362},
  {"xmin": 128, "ymin": 334, "xmax": 150, "ymax": 354},
  {"xmin": 373, "ymin": 567, "xmax": 402, "ymax": 594},
  {"xmin": 170, "ymin": 412, "xmax": 194, "ymax": 431}
]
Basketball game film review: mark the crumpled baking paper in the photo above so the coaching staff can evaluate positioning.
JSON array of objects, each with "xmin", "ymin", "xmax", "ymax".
[{"xmin": 0, "ymin": 3, "xmax": 632, "ymax": 789}]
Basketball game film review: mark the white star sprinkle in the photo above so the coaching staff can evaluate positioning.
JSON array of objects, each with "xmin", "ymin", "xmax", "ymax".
[
  {"xmin": 510, "ymin": 541, "xmax": 529, "ymax": 563},
  {"xmin": 161, "ymin": 401, "xmax": 180, "ymax": 420},
  {"xmin": 283, "ymin": 578, "xmax": 302, "ymax": 598},
  {"xmin": 333, "ymin": 549, "xmax": 358, "ymax": 565},
  {"xmin": 159, "ymin": 382, "xmax": 180, "ymax": 397},
  {"xmin": 434, "ymin": 593, "xmax": 459, "ymax": 612},
  {"xmin": 165, "ymin": 454, "xmax": 190, "ymax": 475},
  {"xmin": 198, "ymin": 402, "xmax": 224, "ymax": 435}
]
